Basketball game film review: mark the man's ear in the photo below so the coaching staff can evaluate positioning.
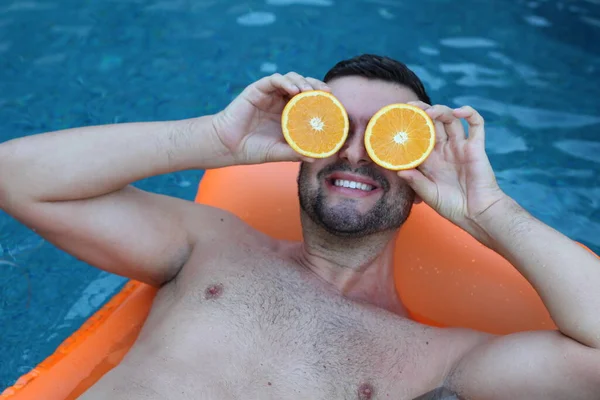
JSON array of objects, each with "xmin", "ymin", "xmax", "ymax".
[{"xmin": 414, "ymin": 194, "xmax": 423, "ymax": 204}]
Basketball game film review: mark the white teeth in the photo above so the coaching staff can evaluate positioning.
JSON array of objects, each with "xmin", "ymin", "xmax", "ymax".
[{"xmin": 333, "ymin": 179, "xmax": 373, "ymax": 192}]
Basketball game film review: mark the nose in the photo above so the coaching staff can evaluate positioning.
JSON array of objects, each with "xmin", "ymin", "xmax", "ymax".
[{"xmin": 338, "ymin": 127, "xmax": 371, "ymax": 166}]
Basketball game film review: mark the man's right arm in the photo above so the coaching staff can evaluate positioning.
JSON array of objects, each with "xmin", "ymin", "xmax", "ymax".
[
  {"xmin": 0, "ymin": 72, "xmax": 325, "ymax": 286},
  {"xmin": 0, "ymin": 115, "xmax": 234, "ymax": 287}
]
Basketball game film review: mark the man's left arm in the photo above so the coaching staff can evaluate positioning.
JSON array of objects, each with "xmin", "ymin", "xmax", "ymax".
[
  {"xmin": 446, "ymin": 329, "xmax": 600, "ymax": 399},
  {"xmin": 444, "ymin": 197, "xmax": 600, "ymax": 399},
  {"xmin": 397, "ymin": 102, "xmax": 600, "ymax": 397},
  {"xmin": 400, "ymin": 102, "xmax": 600, "ymax": 350},
  {"xmin": 474, "ymin": 195, "xmax": 600, "ymax": 349}
]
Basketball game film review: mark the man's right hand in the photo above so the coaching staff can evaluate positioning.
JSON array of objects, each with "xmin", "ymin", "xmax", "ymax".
[{"xmin": 212, "ymin": 72, "xmax": 331, "ymax": 165}]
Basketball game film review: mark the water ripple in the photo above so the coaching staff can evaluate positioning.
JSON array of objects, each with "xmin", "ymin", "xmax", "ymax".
[
  {"xmin": 377, "ymin": 8, "xmax": 394, "ymax": 19},
  {"xmin": 266, "ymin": 0, "xmax": 333, "ymax": 5},
  {"xmin": 236, "ymin": 11, "xmax": 276, "ymax": 26},
  {"xmin": 554, "ymin": 140, "xmax": 600, "ymax": 164},
  {"xmin": 440, "ymin": 63, "xmax": 509, "ymax": 87},
  {"xmin": 1, "ymin": 1, "xmax": 56, "ymax": 12},
  {"xmin": 496, "ymin": 168, "xmax": 600, "ymax": 250},
  {"xmin": 0, "ymin": 259, "xmax": 31, "ymax": 316},
  {"xmin": 33, "ymin": 53, "xmax": 67, "ymax": 66},
  {"xmin": 407, "ymin": 65, "xmax": 446, "ymax": 91},
  {"xmin": 145, "ymin": 0, "xmax": 216, "ymax": 11},
  {"xmin": 486, "ymin": 126, "xmax": 529, "ymax": 154},
  {"xmin": 145, "ymin": 0, "xmax": 186, "ymax": 11},
  {"xmin": 260, "ymin": 62, "xmax": 278, "ymax": 73},
  {"xmin": 453, "ymin": 96, "xmax": 600, "ymax": 129},
  {"xmin": 488, "ymin": 52, "xmax": 543, "ymax": 81},
  {"xmin": 440, "ymin": 37, "xmax": 497, "ymax": 49},
  {"xmin": 581, "ymin": 15, "xmax": 600, "ymax": 27},
  {"xmin": 362, "ymin": 0, "xmax": 401, "ymax": 7},
  {"xmin": 419, "ymin": 46, "xmax": 439, "ymax": 56},
  {"xmin": 524, "ymin": 15, "xmax": 552, "ymax": 27},
  {"xmin": 50, "ymin": 25, "xmax": 92, "ymax": 37},
  {"xmin": 63, "ymin": 272, "xmax": 127, "ymax": 321}
]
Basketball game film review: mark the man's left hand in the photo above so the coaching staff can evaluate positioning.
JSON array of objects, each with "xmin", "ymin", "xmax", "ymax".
[{"xmin": 397, "ymin": 102, "xmax": 507, "ymax": 245}]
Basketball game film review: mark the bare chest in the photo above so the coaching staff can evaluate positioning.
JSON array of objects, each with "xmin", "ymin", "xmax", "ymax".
[{"xmin": 122, "ymin": 245, "xmax": 450, "ymax": 399}]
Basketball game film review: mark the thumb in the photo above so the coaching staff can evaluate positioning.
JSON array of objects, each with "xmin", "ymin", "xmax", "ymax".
[
  {"xmin": 397, "ymin": 169, "xmax": 437, "ymax": 205},
  {"xmin": 265, "ymin": 142, "xmax": 314, "ymax": 163}
]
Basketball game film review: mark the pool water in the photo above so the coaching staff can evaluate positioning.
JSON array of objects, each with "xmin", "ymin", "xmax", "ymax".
[{"xmin": 1, "ymin": 0, "xmax": 599, "ymax": 390}]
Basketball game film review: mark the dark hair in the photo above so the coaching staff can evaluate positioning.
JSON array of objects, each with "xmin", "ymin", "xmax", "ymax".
[{"xmin": 323, "ymin": 54, "xmax": 431, "ymax": 105}]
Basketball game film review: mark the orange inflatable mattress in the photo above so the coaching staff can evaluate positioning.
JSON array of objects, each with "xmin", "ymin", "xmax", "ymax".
[{"xmin": 2, "ymin": 162, "xmax": 596, "ymax": 399}]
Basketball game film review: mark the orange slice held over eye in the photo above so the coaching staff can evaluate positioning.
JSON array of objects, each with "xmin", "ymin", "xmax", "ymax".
[
  {"xmin": 281, "ymin": 90, "xmax": 349, "ymax": 158},
  {"xmin": 364, "ymin": 104, "xmax": 436, "ymax": 170},
  {"xmin": 282, "ymin": 92, "xmax": 435, "ymax": 169}
]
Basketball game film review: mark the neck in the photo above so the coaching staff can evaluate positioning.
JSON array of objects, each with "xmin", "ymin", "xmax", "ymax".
[{"xmin": 292, "ymin": 212, "xmax": 407, "ymax": 316}]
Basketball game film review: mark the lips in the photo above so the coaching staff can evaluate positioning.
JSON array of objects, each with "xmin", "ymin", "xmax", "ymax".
[
  {"xmin": 332, "ymin": 178, "xmax": 374, "ymax": 192},
  {"xmin": 327, "ymin": 172, "xmax": 380, "ymax": 188},
  {"xmin": 324, "ymin": 172, "xmax": 383, "ymax": 198}
]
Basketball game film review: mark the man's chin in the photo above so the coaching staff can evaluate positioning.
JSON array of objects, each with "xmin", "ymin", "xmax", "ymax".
[
  {"xmin": 320, "ymin": 194, "xmax": 380, "ymax": 214},
  {"xmin": 319, "ymin": 220, "xmax": 396, "ymax": 239},
  {"xmin": 318, "ymin": 223, "xmax": 369, "ymax": 238},
  {"xmin": 315, "ymin": 212, "xmax": 377, "ymax": 238}
]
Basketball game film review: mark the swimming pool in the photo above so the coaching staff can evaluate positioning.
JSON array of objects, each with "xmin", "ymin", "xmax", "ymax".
[{"xmin": 1, "ymin": 0, "xmax": 599, "ymax": 390}]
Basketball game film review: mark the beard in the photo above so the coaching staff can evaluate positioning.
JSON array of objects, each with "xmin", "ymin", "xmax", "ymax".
[{"xmin": 297, "ymin": 160, "xmax": 415, "ymax": 238}]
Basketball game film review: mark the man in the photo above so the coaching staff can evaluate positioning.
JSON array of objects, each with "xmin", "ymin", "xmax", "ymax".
[{"xmin": 0, "ymin": 54, "xmax": 599, "ymax": 400}]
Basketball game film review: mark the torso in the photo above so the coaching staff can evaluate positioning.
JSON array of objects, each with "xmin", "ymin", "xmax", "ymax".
[{"xmin": 81, "ymin": 228, "xmax": 484, "ymax": 400}]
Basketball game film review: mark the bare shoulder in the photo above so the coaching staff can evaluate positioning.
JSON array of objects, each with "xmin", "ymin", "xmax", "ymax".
[
  {"xmin": 445, "ymin": 329, "xmax": 600, "ymax": 399},
  {"xmin": 176, "ymin": 199, "xmax": 281, "ymax": 278},
  {"xmin": 182, "ymin": 201, "xmax": 245, "ymax": 236},
  {"xmin": 182, "ymin": 201, "xmax": 274, "ymax": 248}
]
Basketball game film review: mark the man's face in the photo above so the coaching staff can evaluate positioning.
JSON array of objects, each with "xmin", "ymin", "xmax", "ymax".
[{"xmin": 298, "ymin": 76, "xmax": 421, "ymax": 238}]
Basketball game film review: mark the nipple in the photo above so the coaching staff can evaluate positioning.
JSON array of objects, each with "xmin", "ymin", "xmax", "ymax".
[
  {"xmin": 205, "ymin": 283, "xmax": 224, "ymax": 299},
  {"xmin": 358, "ymin": 383, "xmax": 374, "ymax": 400}
]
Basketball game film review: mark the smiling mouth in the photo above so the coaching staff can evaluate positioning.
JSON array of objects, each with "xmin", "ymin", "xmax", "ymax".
[{"xmin": 330, "ymin": 178, "xmax": 375, "ymax": 192}]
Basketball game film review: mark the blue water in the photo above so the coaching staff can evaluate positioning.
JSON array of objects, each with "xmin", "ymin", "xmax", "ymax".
[{"xmin": 1, "ymin": 0, "xmax": 599, "ymax": 390}]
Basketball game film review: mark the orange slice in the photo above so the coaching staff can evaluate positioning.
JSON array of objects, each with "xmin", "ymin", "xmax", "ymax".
[
  {"xmin": 364, "ymin": 104, "xmax": 435, "ymax": 170},
  {"xmin": 281, "ymin": 90, "xmax": 349, "ymax": 158}
]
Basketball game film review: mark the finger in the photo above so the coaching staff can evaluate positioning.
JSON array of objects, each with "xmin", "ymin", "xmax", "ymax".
[
  {"xmin": 285, "ymin": 72, "xmax": 314, "ymax": 92},
  {"xmin": 453, "ymin": 106, "xmax": 485, "ymax": 147},
  {"xmin": 253, "ymin": 73, "xmax": 300, "ymax": 97},
  {"xmin": 407, "ymin": 100, "xmax": 432, "ymax": 111},
  {"xmin": 425, "ymin": 105, "xmax": 466, "ymax": 142},
  {"xmin": 263, "ymin": 141, "xmax": 316, "ymax": 164},
  {"xmin": 397, "ymin": 169, "xmax": 438, "ymax": 206},
  {"xmin": 265, "ymin": 142, "xmax": 301, "ymax": 163},
  {"xmin": 305, "ymin": 77, "xmax": 331, "ymax": 92}
]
